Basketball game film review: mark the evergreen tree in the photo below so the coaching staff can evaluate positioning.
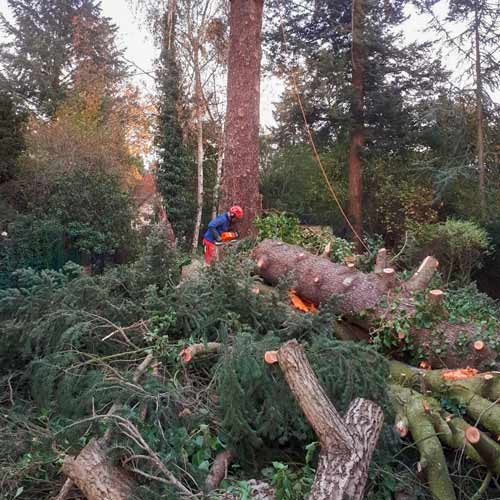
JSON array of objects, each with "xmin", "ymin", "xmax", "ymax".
[
  {"xmin": 419, "ymin": 0, "xmax": 500, "ymax": 218},
  {"xmin": 264, "ymin": 0, "xmax": 448, "ymax": 232},
  {"xmin": 155, "ymin": 3, "xmax": 194, "ymax": 245},
  {"xmin": 0, "ymin": 91, "xmax": 25, "ymax": 184},
  {"xmin": 0, "ymin": 0, "xmax": 125, "ymax": 117}
]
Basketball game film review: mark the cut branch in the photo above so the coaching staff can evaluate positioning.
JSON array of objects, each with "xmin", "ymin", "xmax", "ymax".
[
  {"xmin": 205, "ymin": 449, "xmax": 234, "ymax": 492},
  {"xmin": 405, "ymin": 256, "xmax": 439, "ymax": 292},
  {"xmin": 274, "ymin": 340, "xmax": 383, "ymax": 500},
  {"xmin": 180, "ymin": 342, "xmax": 223, "ymax": 364}
]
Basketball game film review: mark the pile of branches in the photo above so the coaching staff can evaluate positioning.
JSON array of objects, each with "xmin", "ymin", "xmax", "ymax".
[{"xmin": 1, "ymin": 231, "xmax": 500, "ymax": 500}]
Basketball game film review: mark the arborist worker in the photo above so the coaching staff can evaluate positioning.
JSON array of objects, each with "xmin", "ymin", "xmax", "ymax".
[{"xmin": 203, "ymin": 205, "xmax": 244, "ymax": 265}]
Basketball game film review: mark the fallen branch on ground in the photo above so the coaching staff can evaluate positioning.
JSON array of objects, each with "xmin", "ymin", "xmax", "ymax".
[{"xmin": 266, "ymin": 339, "xmax": 384, "ymax": 500}]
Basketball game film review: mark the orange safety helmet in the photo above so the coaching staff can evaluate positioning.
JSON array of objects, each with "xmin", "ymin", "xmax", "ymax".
[{"xmin": 229, "ymin": 205, "xmax": 244, "ymax": 219}]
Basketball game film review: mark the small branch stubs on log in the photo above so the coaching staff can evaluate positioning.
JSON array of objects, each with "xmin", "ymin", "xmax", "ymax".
[
  {"xmin": 382, "ymin": 268, "xmax": 396, "ymax": 289},
  {"xmin": 406, "ymin": 256, "xmax": 439, "ymax": 293},
  {"xmin": 321, "ymin": 242, "xmax": 331, "ymax": 259},
  {"xmin": 374, "ymin": 248, "xmax": 387, "ymax": 273},
  {"xmin": 274, "ymin": 340, "xmax": 383, "ymax": 500}
]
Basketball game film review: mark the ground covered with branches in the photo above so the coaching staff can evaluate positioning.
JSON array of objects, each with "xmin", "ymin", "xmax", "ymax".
[{"xmin": 1, "ymin": 224, "xmax": 500, "ymax": 500}]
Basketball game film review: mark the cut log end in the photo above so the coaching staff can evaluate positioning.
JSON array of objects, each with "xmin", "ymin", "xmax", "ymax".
[
  {"xmin": 474, "ymin": 340, "xmax": 485, "ymax": 351},
  {"xmin": 264, "ymin": 351, "xmax": 278, "ymax": 364},
  {"xmin": 395, "ymin": 419, "xmax": 409, "ymax": 438},
  {"xmin": 465, "ymin": 426, "xmax": 481, "ymax": 444},
  {"xmin": 257, "ymin": 257, "xmax": 268, "ymax": 270},
  {"xmin": 429, "ymin": 289, "xmax": 444, "ymax": 302},
  {"xmin": 180, "ymin": 348, "xmax": 192, "ymax": 364}
]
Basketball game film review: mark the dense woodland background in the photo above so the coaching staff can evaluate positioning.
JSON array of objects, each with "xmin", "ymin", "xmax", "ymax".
[{"xmin": 1, "ymin": 0, "xmax": 500, "ymax": 499}]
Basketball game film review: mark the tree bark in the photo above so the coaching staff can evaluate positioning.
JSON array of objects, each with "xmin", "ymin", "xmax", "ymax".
[
  {"xmin": 205, "ymin": 449, "xmax": 234, "ymax": 492},
  {"xmin": 62, "ymin": 438, "xmax": 135, "ymax": 500},
  {"xmin": 212, "ymin": 139, "xmax": 224, "ymax": 219},
  {"xmin": 192, "ymin": 40, "xmax": 204, "ymax": 252},
  {"xmin": 275, "ymin": 340, "xmax": 383, "ymax": 500},
  {"xmin": 220, "ymin": 0, "xmax": 264, "ymax": 237},
  {"xmin": 474, "ymin": 10, "xmax": 486, "ymax": 218},
  {"xmin": 253, "ymin": 240, "xmax": 498, "ymax": 370},
  {"xmin": 347, "ymin": 0, "xmax": 366, "ymax": 248},
  {"xmin": 390, "ymin": 386, "xmax": 457, "ymax": 500}
]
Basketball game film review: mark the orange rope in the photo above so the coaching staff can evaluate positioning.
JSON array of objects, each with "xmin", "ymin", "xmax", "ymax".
[{"xmin": 278, "ymin": 10, "xmax": 370, "ymax": 253}]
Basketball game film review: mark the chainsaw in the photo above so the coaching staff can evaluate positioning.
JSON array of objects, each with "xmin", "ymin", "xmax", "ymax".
[{"xmin": 216, "ymin": 231, "xmax": 239, "ymax": 245}]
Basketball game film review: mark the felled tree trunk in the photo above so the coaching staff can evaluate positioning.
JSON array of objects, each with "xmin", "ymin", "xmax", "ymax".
[
  {"xmin": 62, "ymin": 438, "xmax": 135, "ymax": 500},
  {"xmin": 253, "ymin": 240, "xmax": 498, "ymax": 370},
  {"xmin": 269, "ymin": 340, "xmax": 384, "ymax": 500}
]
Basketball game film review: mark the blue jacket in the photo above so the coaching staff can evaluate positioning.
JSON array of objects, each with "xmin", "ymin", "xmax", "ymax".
[{"xmin": 203, "ymin": 213, "xmax": 231, "ymax": 243}]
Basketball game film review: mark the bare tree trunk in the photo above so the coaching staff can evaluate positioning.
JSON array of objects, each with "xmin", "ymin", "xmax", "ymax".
[
  {"xmin": 347, "ymin": 0, "xmax": 365, "ymax": 248},
  {"xmin": 220, "ymin": 0, "xmax": 264, "ymax": 237},
  {"xmin": 192, "ymin": 42, "xmax": 204, "ymax": 252},
  {"xmin": 274, "ymin": 340, "xmax": 383, "ymax": 500},
  {"xmin": 474, "ymin": 12, "xmax": 486, "ymax": 218}
]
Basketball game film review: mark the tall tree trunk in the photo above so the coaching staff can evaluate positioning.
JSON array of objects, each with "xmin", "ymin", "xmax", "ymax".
[
  {"xmin": 192, "ymin": 43, "xmax": 204, "ymax": 252},
  {"xmin": 347, "ymin": 0, "xmax": 365, "ymax": 249},
  {"xmin": 220, "ymin": 0, "xmax": 264, "ymax": 237},
  {"xmin": 474, "ymin": 11, "xmax": 486, "ymax": 218}
]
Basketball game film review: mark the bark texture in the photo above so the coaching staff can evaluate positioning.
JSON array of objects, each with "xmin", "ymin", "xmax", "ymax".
[
  {"xmin": 253, "ymin": 240, "xmax": 498, "ymax": 370},
  {"xmin": 205, "ymin": 449, "xmax": 234, "ymax": 492},
  {"xmin": 391, "ymin": 386, "xmax": 457, "ymax": 500},
  {"xmin": 347, "ymin": 0, "xmax": 366, "ymax": 246},
  {"xmin": 62, "ymin": 438, "xmax": 135, "ymax": 500},
  {"xmin": 220, "ymin": 0, "xmax": 264, "ymax": 237},
  {"xmin": 276, "ymin": 340, "xmax": 384, "ymax": 500}
]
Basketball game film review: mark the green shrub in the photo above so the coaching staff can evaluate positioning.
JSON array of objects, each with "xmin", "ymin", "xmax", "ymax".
[
  {"xmin": 412, "ymin": 219, "xmax": 491, "ymax": 283},
  {"xmin": 255, "ymin": 212, "xmax": 354, "ymax": 263},
  {"xmin": 254, "ymin": 212, "xmax": 302, "ymax": 243}
]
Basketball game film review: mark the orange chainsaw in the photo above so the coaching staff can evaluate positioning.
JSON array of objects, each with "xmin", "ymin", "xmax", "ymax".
[{"xmin": 220, "ymin": 231, "xmax": 239, "ymax": 242}]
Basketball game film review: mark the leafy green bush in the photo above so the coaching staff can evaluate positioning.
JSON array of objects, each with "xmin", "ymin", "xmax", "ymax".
[
  {"xmin": 255, "ymin": 212, "xmax": 302, "ymax": 243},
  {"xmin": 255, "ymin": 212, "xmax": 354, "ymax": 263},
  {"xmin": 412, "ymin": 219, "xmax": 491, "ymax": 283}
]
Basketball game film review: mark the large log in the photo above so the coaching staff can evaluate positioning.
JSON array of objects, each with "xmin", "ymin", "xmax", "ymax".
[
  {"xmin": 253, "ymin": 240, "xmax": 498, "ymax": 370},
  {"xmin": 270, "ymin": 340, "xmax": 384, "ymax": 500}
]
